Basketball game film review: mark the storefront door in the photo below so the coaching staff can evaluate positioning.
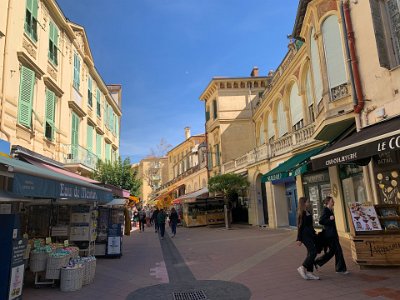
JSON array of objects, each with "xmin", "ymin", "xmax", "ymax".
[{"xmin": 285, "ymin": 182, "xmax": 298, "ymax": 226}]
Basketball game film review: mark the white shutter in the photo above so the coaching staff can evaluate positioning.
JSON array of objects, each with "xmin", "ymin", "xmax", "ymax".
[
  {"xmin": 310, "ymin": 28, "xmax": 323, "ymax": 104},
  {"xmin": 267, "ymin": 114, "xmax": 274, "ymax": 140},
  {"xmin": 289, "ymin": 83, "xmax": 303, "ymax": 125},
  {"xmin": 277, "ymin": 100, "xmax": 288, "ymax": 137},
  {"xmin": 322, "ymin": 15, "xmax": 347, "ymax": 90},
  {"xmin": 306, "ymin": 69, "xmax": 314, "ymax": 107}
]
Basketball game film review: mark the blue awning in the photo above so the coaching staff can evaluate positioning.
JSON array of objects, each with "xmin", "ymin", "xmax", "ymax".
[{"xmin": 0, "ymin": 156, "xmax": 112, "ymax": 202}]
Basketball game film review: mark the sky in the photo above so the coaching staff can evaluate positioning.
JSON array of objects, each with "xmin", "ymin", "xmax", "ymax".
[{"xmin": 56, "ymin": 0, "xmax": 299, "ymax": 163}]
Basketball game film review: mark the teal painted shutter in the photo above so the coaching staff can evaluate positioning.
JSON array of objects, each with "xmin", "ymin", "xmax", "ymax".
[
  {"xmin": 45, "ymin": 89, "xmax": 56, "ymax": 140},
  {"xmin": 71, "ymin": 113, "xmax": 79, "ymax": 157},
  {"xmin": 96, "ymin": 133, "xmax": 102, "ymax": 159},
  {"xmin": 116, "ymin": 116, "xmax": 119, "ymax": 138},
  {"xmin": 88, "ymin": 76, "xmax": 93, "ymax": 107},
  {"xmin": 31, "ymin": 0, "xmax": 38, "ymax": 41},
  {"xmin": 87, "ymin": 124, "xmax": 93, "ymax": 152},
  {"xmin": 48, "ymin": 22, "xmax": 54, "ymax": 61},
  {"xmin": 105, "ymin": 143, "xmax": 111, "ymax": 161},
  {"xmin": 96, "ymin": 89, "xmax": 100, "ymax": 115},
  {"xmin": 48, "ymin": 22, "xmax": 58, "ymax": 65},
  {"xmin": 73, "ymin": 53, "xmax": 80, "ymax": 90},
  {"xmin": 108, "ymin": 106, "xmax": 112, "ymax": 129},
  {"xmin": 104, "ymin": 102, "xmax": 108, "ymax": 126},
  {"xmin": 18, "ymin": 66, "xmax": 35, "ymax": 128}
]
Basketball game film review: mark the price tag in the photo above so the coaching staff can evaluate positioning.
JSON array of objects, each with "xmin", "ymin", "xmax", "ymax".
[
  {"xmin": 45, "ymin": 237, "xmax": 52, "ymax": 244},
  {"xmin": 64, "ymin": 240, "xmax": 69, "ymax": 247}
]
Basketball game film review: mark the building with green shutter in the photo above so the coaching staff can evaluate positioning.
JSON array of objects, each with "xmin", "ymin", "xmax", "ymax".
[{"xmin": 0, "ymin": 0, "xmax": 122, "ymax": 177}]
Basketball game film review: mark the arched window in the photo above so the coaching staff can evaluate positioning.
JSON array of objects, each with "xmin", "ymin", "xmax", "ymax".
[
  {"xmin": 277, "ymin": 100, "xmax": 288, "ymax": 137},
  {"xmin": 289, "ymin": 82, "xmax": 304, "ymax": 131},
  {"xmin": 267, "ymin": 114, "xmax": 274, "ymax": 143},
  {"xmin": 310, "ymin": 28, "xmax": 323, "ymax": 105},
  {"xmin": 305, "ymin": 67, "xmax": 315, "ymax": 122},
  {"xmin": 322, "ymin": 15, "xmax": 347, "ymax": 100},
  {"xmin": 258, "ymin": 121, "xmax": 265, "ymax": 146}
]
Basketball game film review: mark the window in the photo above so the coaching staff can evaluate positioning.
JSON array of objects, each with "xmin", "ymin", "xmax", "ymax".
[
  {"xmin": 45, "ymin": 89, "xmax": 56, "ymax": 141},
  {"xmin": 212, "ymin": 99, "xmax": 218, "ymax": 119},
  {"xmin": 96, "ymin": 133, "xmax": 102, "ymax": 159},
  {"xmin": 214, "ymin": 144, "xmax": 220, "ymax": 166},
  {"xmin": 289, "ymin": 82, "xmax": 304, "ymax": 131},
  {"xmin": 87, "ymin": 124, "xmax": 94, "ymax": 152},
  {"xmin": 370, "ymin": 0, "xmax": 400, "ymax": 68},
  {"xmin": 277, "ymin": 100, "xmax": 288, "ymax": 137},
  {"xmin": 267, "ymin": 114, "xmax": 274, "ymax": 143},
  {"xmin": 48, "ymin": 22, "xmax": 59, "ymax": 65},
  {"xmin": 71, "ymin": 112, "xmax": 79, "ymax": 158},
  {"xmin": 258, "ymin": 122, "xmax": 265, "ymax": 145},
  {"xmin": 73, "ymin": 53, "xmax": 81, "ymax": 90},
  {"xmin": 24, "ymin": 0, "xmax": 38, "ymax": 42},
  {"xmin": 97, "ymin": 91, "xmax": 101, "ymax": 117},
  {"xmin": 321, "ymin": 15, "xmax": 348, "ymax": 100},
  {"xmin": 18, "ymin": 66, "xmax": 35, "ymax": 128},
  {"xmin": 310, "ymin": 28, "xmax": 323, "ymax": 105},
  {"xmin": 105, "ymin": 143, "xmax": 111, "ymax": 161},
  {"xmin": 305, "ymin": 68, "xmax": 315, "ymax": 123},
  {"xmin": 208, "ymin": 144, "xmax": 213, "ymax": 169},
  {"xmin": 205, "ymin": 109, "xmax": 210, "ymax": 122},
  {"xmin": 88, "ymin": 77, "xmax": 93, "ymax": 107}
]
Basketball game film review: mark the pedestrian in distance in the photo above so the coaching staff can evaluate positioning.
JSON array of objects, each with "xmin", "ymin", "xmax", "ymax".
[
  {"xmin": 169, "ymin": 207, "xmax": 179, "ymax": 238},
  {"xmin": 314, "ymin": 196, "xmax": 349, "ymax": 274},
  {"xmin": 145, "ymin": 206, "xmax": 151, "ymax": 227},
  {"xmin": 296, "ymin": 197, "xmax": 320, "ymax": 280},
  {"xmin": 157, "ymin": 208, "xmax": 167, "ymax": 240},
  {"xmin": 138, "ymin": 208, "xmax": 146, "ymax": 232},
  {"xmin": 151, "ymin": 207, "xmax": 160, "ymax": 233}
]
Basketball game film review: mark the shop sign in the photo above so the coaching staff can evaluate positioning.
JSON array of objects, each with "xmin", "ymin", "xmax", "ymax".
[
  {"xmin": 365, "ymin": 240, "xmax": 400, "ymax": 256},
  {"xmin": 13, "ymin": 173, "xmax": 112, "ymax": 201},
  {"xmin": 8, "ymin": 239, "xmax": 26, "ymax": 300},
  {"xmin": 303, "ymin": 172, "xmax": 329, "ymax": 184}
]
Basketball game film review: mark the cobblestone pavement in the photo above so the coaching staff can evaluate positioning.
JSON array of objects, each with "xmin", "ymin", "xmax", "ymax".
[{"xmin": 23, "ymin": 225, "xmax": 400, "ymax": 300}]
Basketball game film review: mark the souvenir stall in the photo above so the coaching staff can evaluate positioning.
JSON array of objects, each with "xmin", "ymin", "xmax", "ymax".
[
  {"xmin": 0, "ymin": 155, "xmax": 113, "ymax": 291},
  {"xmin": 311, "ymin": 116, "xmax": 400, "ymax": 266},
  {"xmin": 95, "ymin": 198, "xmax": 125, "ymax": 257},
  {"xmin": 173, "ymin": 188, "xmax": 224, "ymax": 227}
]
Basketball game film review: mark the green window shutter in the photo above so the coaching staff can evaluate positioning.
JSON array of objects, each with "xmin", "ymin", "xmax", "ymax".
[
  {"xmin": 73, "ymin": 53, "xmax": 80, "ymax": 90},
  {"xmin": 104, "ymin": 102, "xmax": 108, "ymax": 126},
  {"xmin": 88, "ymin": 77, "xmax": 93, "ymax": 107},
  {"xmin": 105, "ymin": 143, "xmax": 111, "ymax": 161},
  {"xmin": 116, "ymin": 117, "xmax": 119, "ymax": 138},
  {"xmin": 96, "ymin": 133, "xmax": 102, "ymax": 158},
  {"xmin": 108, "ymin": 106, "xmax": 112, "ymax": 129},
  {"xmin": 215, "ymin": 144, "xmax": 220, "ymax": 166},
  {"xmin": 71, "ymin": 113, "xmax": 79, "ymax": 157},
  {"xmin": 96, "ymin": 91, "xmax": 101, "ymax": 117},
  {"xmin": 212, "ymin": 100, "xmax": 217, "ymax": 119},
  {"xmin": 45, "ymin": 89, "xmax": 56, "ymax": 140},
  {"xmin": 18, "ymin": 66, "xmax": 35, "ymax": 128},
  {"xmin": 32, "ymin": 0, "xmax": 38, "ymax": 19},
  {"xmin": 48, "ymin": 22, "xmax": 58, "ymax": 65},
  {"xmin": 87, "ymin": 125, "xmax": 93, "ymax": 152}
]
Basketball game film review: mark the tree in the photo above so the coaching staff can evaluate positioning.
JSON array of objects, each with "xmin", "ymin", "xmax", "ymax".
[
  {"xmin": 208, "ymin": 173, "xmax": 250, "ymax": 229},
  {"xmin": 93, "ymin": 156, "xmax": 141, "ymax": 196}
]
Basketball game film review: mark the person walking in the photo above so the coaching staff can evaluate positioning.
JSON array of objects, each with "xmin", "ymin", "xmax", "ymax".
[
  {"xmin": 138, "ymin": 208, "xmax": 146, "ymax": 232},
  {"xmin": 314, "ymin": 196, "xmax": 348, "ymax": 274},
  {"xmin": 151, "ymin": 207, "xmax": 160, "ymax": 233},
  {"xmin": 157, "ymin": 208, "xmax": 167, "ymax": 240},
  {"xmin": 296, "ymin": 197, "xmax": 319, "ymax": 280},
  {"xmin": 169, "ymin": 207, "xmax": 179, "ymax": 238},
  {"xmin": 145, "ymin": 206, "xmax": 151, "ymax": 227}
]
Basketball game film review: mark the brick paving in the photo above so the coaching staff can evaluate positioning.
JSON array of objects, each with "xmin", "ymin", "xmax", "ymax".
[{"xmin": 23, "ymin": 225, "xmax": 400, "ymax": 300}]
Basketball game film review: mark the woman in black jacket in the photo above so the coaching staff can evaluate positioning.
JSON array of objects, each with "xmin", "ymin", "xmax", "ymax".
[
  {"xmin": 296, "ymin": 197, "xmax": 319, "ymax": 280},
  {"xmin": 314, "ymin": 196, "xmax": 348, "ymax": 274}
]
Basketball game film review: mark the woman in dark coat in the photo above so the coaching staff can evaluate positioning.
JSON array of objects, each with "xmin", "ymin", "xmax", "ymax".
[
  {"xmin": 169, "ymin": 207, "xmax": 179, "ymax": 238},
  {"xmin": 314, "ymin": 196, "xmax": 348, "ymax": 274},
  {"xmin": 296, "ymin": 197, "xmax": 319, "ymax": 280}
]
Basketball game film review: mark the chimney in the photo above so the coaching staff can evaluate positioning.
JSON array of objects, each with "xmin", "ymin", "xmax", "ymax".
[
  {"xmin": 184, "ymin": 127, "xmax": 191, "ymax": 140},
  {"xmin": 250, "ymin": 66, "xmax": 259, "ymax": 77}
]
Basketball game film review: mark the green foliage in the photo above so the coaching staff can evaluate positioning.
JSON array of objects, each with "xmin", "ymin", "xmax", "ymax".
[
  {"xmin": 93, "ymin": 157, "xmax": 141, "ymax": 196},
  {"xmin": 208, "ymin": 173, "xmax": 249, "ymax": 200}
]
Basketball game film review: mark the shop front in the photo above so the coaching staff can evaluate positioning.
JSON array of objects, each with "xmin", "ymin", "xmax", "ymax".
[
  {"xmin": 311, "ymin": 116, "xmax": 400, "ymax": 266},
  {"xmin": 0, "ymin": 155, "xmax": 113, "ymax": 294}
]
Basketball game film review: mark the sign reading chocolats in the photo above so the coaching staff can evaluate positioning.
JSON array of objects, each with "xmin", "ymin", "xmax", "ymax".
[{"xmin": 312, "ymin": 133, "xmax": 400, "ymax": 170}]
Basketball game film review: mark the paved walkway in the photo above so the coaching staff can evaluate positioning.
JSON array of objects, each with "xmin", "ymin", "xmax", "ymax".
[{"xmin": 24, "ymin": 225, "xmax": 400, "ymax": 300}]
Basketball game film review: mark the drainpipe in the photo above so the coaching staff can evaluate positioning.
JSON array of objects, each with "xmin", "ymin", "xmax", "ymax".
[
  {"xmin": 342, "ymin": 0, "xmax": 364, "ymax": 116},
  {"xmin": 0, "ymin": 0, "xmax": 13, "ymax": 142}
]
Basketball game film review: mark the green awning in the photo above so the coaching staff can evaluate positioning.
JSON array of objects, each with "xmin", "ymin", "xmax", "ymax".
[{"xmin": 261, "ymin": 146, "xmax": 325, "ymax": 183}]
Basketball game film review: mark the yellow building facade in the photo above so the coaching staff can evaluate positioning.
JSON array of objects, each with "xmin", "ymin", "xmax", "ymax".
[{"xmin": 0, "ymin": 0, "xmax": 121, "ymax": 176}]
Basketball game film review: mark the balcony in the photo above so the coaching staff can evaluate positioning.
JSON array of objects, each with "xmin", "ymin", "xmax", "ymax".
[
  {"xmin": 222, "ymin": 124, "xmax": 316, "ymax": 174},
  {"xmin": 61, "ymin": 144, "xmax": 98, "ymax": 170}
]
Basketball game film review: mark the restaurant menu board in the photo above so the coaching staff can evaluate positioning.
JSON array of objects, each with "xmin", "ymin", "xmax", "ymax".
[{"xmin": 349, "ymin": 202, "xmax": 382, "ymax": 232}]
